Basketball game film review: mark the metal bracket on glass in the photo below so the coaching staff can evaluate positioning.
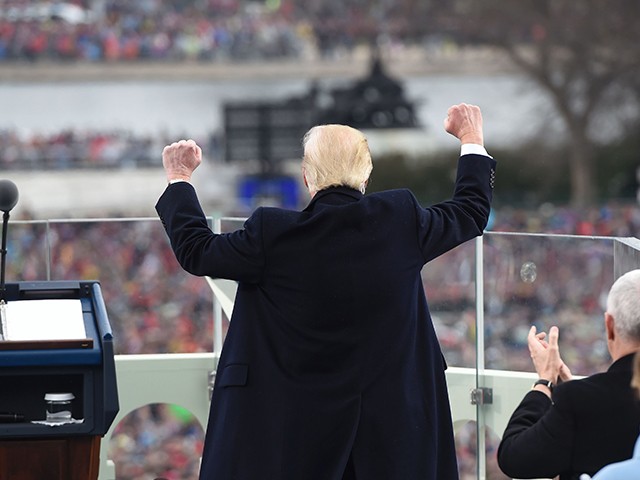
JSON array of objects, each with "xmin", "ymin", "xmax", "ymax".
[
  {"xmin": 470, "ymin": 387, "xmax": 493, "ymax": 405},
  {"xmin": 208, "ymin": 370, "xmax": 216, "ymax": 401}
]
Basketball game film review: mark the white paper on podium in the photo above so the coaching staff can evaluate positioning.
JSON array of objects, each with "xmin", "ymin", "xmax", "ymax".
[
  {"xmin": 205, "ymin": 277, "xmax": 237, "ymax": 319},
  {"xmin": 1, "ymin": 299, "xmax": 87, "ymax": 341}
]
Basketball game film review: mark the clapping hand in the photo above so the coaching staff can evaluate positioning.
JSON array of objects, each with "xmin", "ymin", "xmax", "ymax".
[{"xmin": 528, "ymin": 325, "xmax": 573, "ymax": 384}]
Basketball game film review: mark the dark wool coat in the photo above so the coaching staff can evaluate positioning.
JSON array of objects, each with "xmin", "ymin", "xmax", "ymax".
[
  {"xmin": 156, "ymin": 154, "xmax": 496, "ymax": 480},
  {"xmin": 498, "ymin": 353, "xmax": 640, "ymax": 480}
]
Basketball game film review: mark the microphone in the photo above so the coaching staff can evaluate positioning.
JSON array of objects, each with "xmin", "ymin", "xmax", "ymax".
[
  {"xmin": 0, "ymin": 180, "xmax": 19, "ymax": 212},
  {"xmin": 0, "ymin": 179, "xmax": 19, "ymax": 305}
]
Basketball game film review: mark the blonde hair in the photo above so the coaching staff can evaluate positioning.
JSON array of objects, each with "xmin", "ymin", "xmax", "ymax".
[{"xmin": 301, "ymin": 124, "xmax": 373, "ymax": 194}]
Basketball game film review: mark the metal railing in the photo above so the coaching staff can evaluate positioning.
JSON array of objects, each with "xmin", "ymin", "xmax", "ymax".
[
  {"xmin": 98, "ymin": 356, "xmax": 541, "ymax": 479},
  {"xmin": 2, "ymin": 217, "xmax": 639, "ymax": 479}
]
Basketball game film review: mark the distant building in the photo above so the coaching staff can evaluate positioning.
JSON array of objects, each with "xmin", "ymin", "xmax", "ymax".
[
  {"xmin": 223, "ymin": 51, "xmax": 421, "ymax": 169},
  {"xmin": 314, "ymin": 51, "xmax": 420, "ymax": 130}
]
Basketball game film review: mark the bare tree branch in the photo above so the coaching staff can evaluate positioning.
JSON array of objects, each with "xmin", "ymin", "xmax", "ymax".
[{"xmin": 441, "ymin": 0, "xmax": 640, "ymax": 205}]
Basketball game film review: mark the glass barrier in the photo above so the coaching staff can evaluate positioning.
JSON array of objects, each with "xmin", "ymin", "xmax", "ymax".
[
  {"xmin": 3, "ymin": 217, "xmax": 640, "ymax": 479},
  {"xmin": 476, "ymin": 232, "xmax": 639, "ymax": 480},
  {"xmin": 482, "ymin": 232, "xmax": 616, "ymax": 375},
  {"xmin": 422, "ymin": 232, "xmax": 617, "ymax": 375},
  {"xmin": 3, "ymin": 220, "xmax": 50, "ymax": 281},
  {"xmin": 422, "ymin": 239, "xmax": 478, "ymax": 369},
  {"xmin": 5, "ymin": 218, "xmax": 215, "ymax": 355}
]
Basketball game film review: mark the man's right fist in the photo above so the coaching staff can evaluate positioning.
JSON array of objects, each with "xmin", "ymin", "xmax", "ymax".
[
  {"xmin": 444, "ymin": 103, "xmax": 484, "ymax": 146},
  {"xmin": 162, "ymin": 139, "xmax": 203, "ymax": 183}
]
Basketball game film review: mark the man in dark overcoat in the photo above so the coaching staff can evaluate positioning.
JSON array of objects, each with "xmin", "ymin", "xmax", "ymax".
[
  {"xmin": 498, "ymin": 269, "xmax": 640, "ymax": 479},
  {"xmin": 156, "ymin": 103, "xmax": 496, "ymax": 479}
]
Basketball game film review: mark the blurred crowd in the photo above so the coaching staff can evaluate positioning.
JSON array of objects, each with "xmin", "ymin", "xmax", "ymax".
[
  {"xmin": 0, "ymin": 0, "xmax": 458, "ymax": 63},
  {"xmin": 5, "ymin": 218, "xmax": 213, "ymax": 479},
  {"xmin": 0, "ymin": 128, "xmax": 163, "ymax": 169},
  {"xmin": 490, "ymin": 203, "xmax": 640, "ymax": 238},
  {"xmin": 0, "ymin": 127, "xmax": 224, "ymax": 170},
  {"xmin": 425, "ymin": 230, "xmax": 616, "ymax": 375},
  {"xmin": 7, "ymin": 202, "xmax": 635, "ymax": 478},
  {"xmin": 7, "ymin": 218, "xmax": 217, "ymax": 355},
  {"xmin": 4, "ymin": 127, "xmax": 638, "ymax": 478},
  {"xmin": 0, "ymin": 0, "xmax": 362, "ymax": 61},
  {"xmin": 2, "ymin": 2, "xmax": 634, "ymax": 478},
  {"xmin": 109, "ymin": 403, "xmax": 205, "ymax": 480},
  {"xmin": 3, "ymin": 127, "xmax": 640, "ymax": 237},
  {"xmin": 9, "ymin": 206, "xmax": 630, "ymax": 363}
]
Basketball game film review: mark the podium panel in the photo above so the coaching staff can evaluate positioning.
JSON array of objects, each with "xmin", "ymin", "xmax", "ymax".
[
  {"xmin": 0, "ymin": 436, "xmax": 100, "ymax": 480},
  {"xmin": 0, "ymin": 281, "xmax": 119, "ymax": 476}
]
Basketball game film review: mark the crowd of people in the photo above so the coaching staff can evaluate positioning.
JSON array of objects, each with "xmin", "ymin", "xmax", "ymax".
[
  {"xmin": 3, "ymin": 128, "xmax": 640, "ymax": 235},
  {"xmin": 108, "ymin": 403, "xmax": 205, "ymax": 480},
  {"xmin": 424, "ymin": 231, "xmax": 617, "ymax": 375},
  {"xmin": 0, "ymin": 0, "xmax": 314, "ymax": 62},
  {"xmin": 6, "ymin": 176, "xmax": 635, "ymax": 478},
  {"xmin": 7, "ymin": 217, "xmax": 213, "ymax": 478},
  {"xmin": 0, "ymin": 127, "xmax": 171, "ymax": 169},
  {"xmin": 4, "ymin": 132, "xmax": 638, "ymax": 478},
  {"xmin": 0, "ymin": 0, "xmax": 435, "ymax": 63},
  {"xmin": 8, "ymin": 193, "xmax": 638, "ymax": 368},
  {"xmin": 1, "ymin": 3, "xmax": 636, "ymax": 476},
  {"xmin": 7, "ymin": 218, "xmax": 217, "ymax": 355},
  {"xmin": 0, "ymin": 0, "xmax": 463, "ymax": 63},
  {"xmin": 0, "ymin": 205, "xmax": 630, "ymax": 480}
]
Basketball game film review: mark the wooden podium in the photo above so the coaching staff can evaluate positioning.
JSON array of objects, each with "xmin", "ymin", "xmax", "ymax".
[
  {"xmin": 0, "ymin": 436, "xmax": 101, "ymax": 480},
  {"xmin": 0, "ymin": 281, "xmax": 119, "ymax": 480}
]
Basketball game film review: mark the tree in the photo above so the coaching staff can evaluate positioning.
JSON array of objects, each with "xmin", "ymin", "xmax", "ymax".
[{"xmin": 441, "ymin": 1, "xmax": 640, "ymax": 206}]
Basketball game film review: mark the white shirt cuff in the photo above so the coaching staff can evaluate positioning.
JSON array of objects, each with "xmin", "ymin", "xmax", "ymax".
[
  {"xmin": 168, "ymin": 179, "xmax": 188, "ymax": 185},
  {"xmin": 461, "ymin": 144, "xmax": 492, "ymax": 158}
]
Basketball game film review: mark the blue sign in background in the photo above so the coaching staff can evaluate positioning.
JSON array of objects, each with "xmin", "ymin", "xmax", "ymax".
[{"xmin": 238, "ymin": 175, "xmax": 300, "ymax": 211}]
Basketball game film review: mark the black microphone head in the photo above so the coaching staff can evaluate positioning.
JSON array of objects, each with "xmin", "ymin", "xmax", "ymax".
[{"xmin": 0, "ymin": 180, "xmax": 19, "ymax": 212}]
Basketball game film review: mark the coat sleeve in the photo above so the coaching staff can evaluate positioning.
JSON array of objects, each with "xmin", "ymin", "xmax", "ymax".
[
  {"xmin": 414, "ymin": 154, "xmax": 496, "ymax": 263},
  {"xmin": 155, "ymin": 182, "xmax": 265, "ymax": 282},
  {"xmin": 497, "ymin": 388, "xmax": 575, "ymax": 478}
]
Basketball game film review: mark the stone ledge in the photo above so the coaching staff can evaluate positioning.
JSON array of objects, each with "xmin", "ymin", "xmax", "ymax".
[{"xmin": 0, "ymin": 48, "xmax": 517, "ymax": 83}]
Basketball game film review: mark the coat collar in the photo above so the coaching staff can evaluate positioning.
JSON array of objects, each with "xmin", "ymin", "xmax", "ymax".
[
  {"xmin": 303, "ymin": 186, "xmax": 363, "ymax": 212},
  {"xmin": 608, "ymin": 352, "xmax": 636, "ymax": 373}
]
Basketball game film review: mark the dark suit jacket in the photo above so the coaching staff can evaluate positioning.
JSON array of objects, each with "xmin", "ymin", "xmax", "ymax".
[
  {"xmin": 156, "ymin": 154, "xmax": 496, "ymax": 480},
  {"xmin": 498, "ymin": 353, "xmax": 640, "ymax": 480}
]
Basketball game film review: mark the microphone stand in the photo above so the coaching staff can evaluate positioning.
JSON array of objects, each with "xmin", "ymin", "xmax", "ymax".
[
  {"xmin": 0, "ymin": 210, "xmax": 9, "ymax": 340},
  {"xmin": 0, "ymin": 179, "xmax": 18, "ymax": 341},
  {"xmin": 1, "ymin": 210, "xmax": 9, "ymax": 298},
  {"xmin": 0, "ymin": 212, "xmax": 9, "ymax": 300}
]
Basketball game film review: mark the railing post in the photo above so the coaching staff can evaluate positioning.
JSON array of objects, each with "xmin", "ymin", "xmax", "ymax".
[
  {"xmin": 475, "ymin": 235, "xmax": 487, "ymax": 480},
  {"xmin": 212, "ymin": 217, "xmax": 223, "ymax": 356}
]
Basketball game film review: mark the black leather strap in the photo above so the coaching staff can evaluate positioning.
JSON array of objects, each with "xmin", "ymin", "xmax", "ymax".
[{"xmin": 533, "ymin": 378, "xmax": 554, "ymax": 391}]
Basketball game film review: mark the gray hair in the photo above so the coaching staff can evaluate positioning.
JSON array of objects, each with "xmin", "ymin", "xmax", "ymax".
[
  {"xmin": 606, "ymin": 269, "xmax": 640, "ymax": 341},
  {"xmin": 301, "ymin": 124, "xmax": 373, "ymax": 194}
]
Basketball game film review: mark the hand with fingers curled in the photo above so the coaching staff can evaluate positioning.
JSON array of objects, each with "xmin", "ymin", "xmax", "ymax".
[
  {"xmin": 162, "ymin": 138, "xmax": 203, "ymax": 183},
  {"xmin": 528, "ymin": 325, "xmax": 573, "ymax": 390},
  {"xmin": 443, "ymin": 103, "xmax": 484, "ymax": 146}
]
